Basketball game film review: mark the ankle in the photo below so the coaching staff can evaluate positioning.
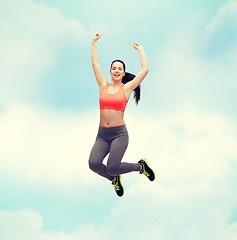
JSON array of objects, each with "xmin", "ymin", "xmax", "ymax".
[{"xmin": 139, "ymin": 164, "xmax": 143, "ymax": 172}]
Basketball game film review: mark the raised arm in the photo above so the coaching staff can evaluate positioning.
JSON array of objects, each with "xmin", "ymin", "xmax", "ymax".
[
  {"xmin": 125, "ymin": 43, "xmax": 149, "ymax": 91},
  {"xmin": 91, "ymin": 33, "xmax": 108, "ymax": 90}
]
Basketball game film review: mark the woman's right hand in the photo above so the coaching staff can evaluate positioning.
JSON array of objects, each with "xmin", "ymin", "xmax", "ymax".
[{"xmin": 92, "ymin": 33, "xmax": 101, "ymax": 42}]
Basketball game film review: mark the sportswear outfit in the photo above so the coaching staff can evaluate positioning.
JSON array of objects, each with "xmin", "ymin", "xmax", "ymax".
[{"xmin": 88, "ymin": 83, "xmax": 155, "ymax": 196}]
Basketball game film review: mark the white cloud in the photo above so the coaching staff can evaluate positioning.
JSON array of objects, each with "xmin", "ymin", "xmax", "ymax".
[
  {"xmin": 202, "ymin": 0, "xmax": 237, "ymax": 63},
  {"xmin": 0, "ymin": 0, "xmax": 87, "ymax": 105},
  {"xmin": 0, "ymin": 2, "xmax": 237, "ymax": 238},
  {"xmin": 147, "ymin": 1, "xmax": 237, "ymax": 112},
  {"xmin": 126, "ymin": 108, "xmax": 237, "ymax": 186},
  {"xmin": 1, "ymin": 102, "xmax": 237, "ymax": 189},
  {"xmin": 0, "ymin": 102, "xmax": 237, "ymax": 239},
  {"xmin": 0, "ymin": 103, "xmax": 100, "ymax": 189},
  {"xmin": 205, "ymin": 0, "xmax": 237, "ymax": 34},
  {"xmin": 1, "ymin": 187, "xmax": 237, "ymax": 240},
  {"xmin": 0, "ymin": 209, "xmax": 43, "ymax": 240}
]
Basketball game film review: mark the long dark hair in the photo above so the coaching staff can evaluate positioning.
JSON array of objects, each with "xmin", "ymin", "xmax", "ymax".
[{"xmin": 110, "ymin": 59, "xmax": 141, "ymax": 105}]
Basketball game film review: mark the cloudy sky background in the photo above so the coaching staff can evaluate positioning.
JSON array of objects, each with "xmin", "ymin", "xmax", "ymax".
[{"xmin": 0, "ymin": 0, "xmax": 237, "ymax": 239}]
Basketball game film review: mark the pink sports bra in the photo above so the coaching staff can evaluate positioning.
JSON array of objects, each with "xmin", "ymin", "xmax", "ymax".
[{"xmin": 99, "ymin": 84, "xmax": 128, "ymax": 112}]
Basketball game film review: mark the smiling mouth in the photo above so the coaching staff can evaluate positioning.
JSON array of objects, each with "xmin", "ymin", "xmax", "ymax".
[{"xmin": 114, "ymin": 74, "xmax": 120, "ymax": 77}]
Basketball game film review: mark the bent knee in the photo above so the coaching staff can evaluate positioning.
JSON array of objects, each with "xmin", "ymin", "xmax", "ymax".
[
  {"xmin": 89, "ymin": 161, "xmax": 100, "ymax": 173},
  {"xmin": 107, "ymin": 165, "xmax": 119, "ymax": 176}
]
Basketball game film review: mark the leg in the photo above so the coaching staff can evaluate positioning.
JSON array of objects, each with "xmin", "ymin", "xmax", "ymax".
[
  {"xmin": 88, "ymin": 137, "xmax": 114, "ymax": 181},
  {"xmin": 107, "ymin": 135, "xmax": 140, "ymax": 176}
]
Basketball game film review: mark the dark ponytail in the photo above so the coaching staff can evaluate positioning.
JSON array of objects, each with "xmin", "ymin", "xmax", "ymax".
[
  {"xmin": 110, "ymin": 60, "xmax": 141, "ymax": 105},
  {"xmin": 122, "ymin": 72, "xmax": 140, "ymax": 105}
]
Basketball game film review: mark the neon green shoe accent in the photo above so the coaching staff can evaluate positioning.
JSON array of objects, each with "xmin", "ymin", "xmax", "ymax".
[
  {"xmin": 142, "ymin": 170, "xmax": 151, "ymax": 178},
  {"xmin": 113, "ymin": 185, "xmax": 121, "ymax": 191},
  {"xmin": 138, "ymin": 158, "xmax": 155, "ymax": 181},
  {"xmin": 112, "ymin": 175, "xmax": 124, "ymax": 197},
  {"xmin": 112, "ymin": 180, "xmax": 120, "ymax": 190}
]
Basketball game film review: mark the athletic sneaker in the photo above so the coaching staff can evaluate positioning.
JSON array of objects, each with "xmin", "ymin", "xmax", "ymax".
[
  {"xmin": 138, "ymin": 158, "xmax": 155, "ymax": 181},
  {"xmin": 112, "ymin": 175, "xmax": 124, "ymax": 197}
]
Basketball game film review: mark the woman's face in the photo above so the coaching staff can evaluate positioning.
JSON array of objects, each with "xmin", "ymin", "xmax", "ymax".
[{"xmin": 110, "ymin": 61, "xmax": 125, "ymax": 81}]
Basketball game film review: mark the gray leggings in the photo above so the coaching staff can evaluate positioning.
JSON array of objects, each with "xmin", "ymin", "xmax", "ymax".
[{"xmin": 89, "ymin": 125, "xmax": 141, "ymax": 181}]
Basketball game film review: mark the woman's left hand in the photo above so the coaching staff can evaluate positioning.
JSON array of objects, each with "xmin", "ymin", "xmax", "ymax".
[{"xmin": 132, "ymin": 43, "xmax": 143, "ymax": 51}]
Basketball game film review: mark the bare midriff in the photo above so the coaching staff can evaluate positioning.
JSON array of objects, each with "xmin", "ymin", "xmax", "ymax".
[{"xmin": 99, "ymin": 109, "xmax": 125, "ymax": 127}]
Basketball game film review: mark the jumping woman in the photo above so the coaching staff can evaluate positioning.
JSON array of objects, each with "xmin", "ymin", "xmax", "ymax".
[{"xmin": 89, "ymin": 33, "xmax": 155, "ymax": 197}]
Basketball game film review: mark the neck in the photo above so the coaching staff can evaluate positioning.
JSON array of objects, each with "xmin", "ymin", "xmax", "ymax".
[{"xmin": 110, "ymin": 80, "xmax": 122, "ymax": 87}]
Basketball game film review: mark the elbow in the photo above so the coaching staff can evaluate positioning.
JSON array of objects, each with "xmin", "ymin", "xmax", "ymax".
[{"xmin": 143, "ymin": 68, "xmax": 149, "ymax": 75}]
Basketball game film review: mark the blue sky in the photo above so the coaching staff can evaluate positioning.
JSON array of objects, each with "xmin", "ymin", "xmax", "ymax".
[{"xmin": 0, "ymin": 0, "xmax": 237, "ymax": 239}]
